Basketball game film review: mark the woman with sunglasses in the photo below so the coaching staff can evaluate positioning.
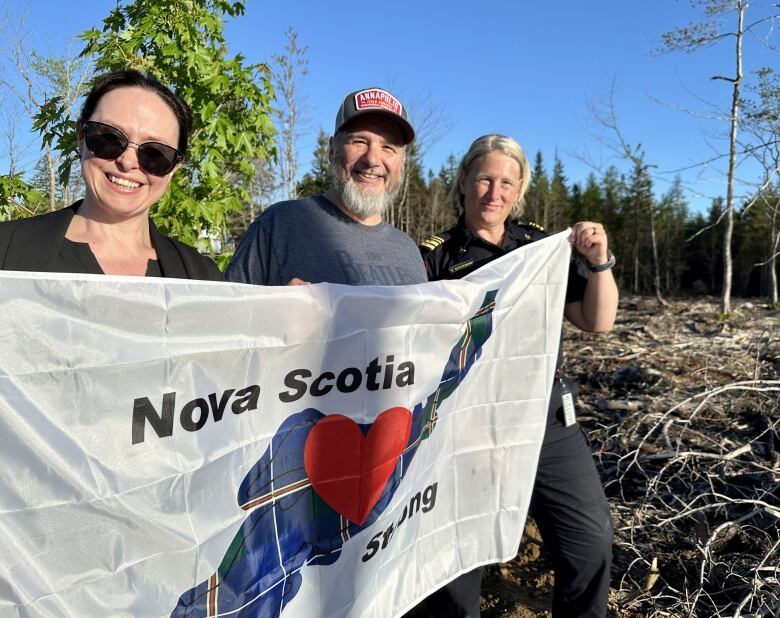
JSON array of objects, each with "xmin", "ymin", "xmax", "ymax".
[{"xmin": 0, "ymin": 69, "xmax": 221, "ymax": 280}]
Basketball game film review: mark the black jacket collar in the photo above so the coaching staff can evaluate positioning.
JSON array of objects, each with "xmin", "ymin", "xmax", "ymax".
[
  {"xmin": 451, "ymin": 215, "xmax": 529, "ymax": 253},
  {"xmin": 1, "ymin": 201, "xmax": 190, "ymax": 278}
]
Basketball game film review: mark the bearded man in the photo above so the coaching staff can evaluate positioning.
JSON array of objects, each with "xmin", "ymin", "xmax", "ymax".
[{"xmin": 226, "ymin": 87, "xmax": 426, "ymax": 286}]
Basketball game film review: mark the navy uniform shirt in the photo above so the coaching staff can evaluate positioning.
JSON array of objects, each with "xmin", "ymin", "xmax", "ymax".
[
  {"xmin": 420, "ymin": 216, "xmax": 586, "ymax": 304},
  {"xmin": 420, "ymin": 216, "xmax": 587, "ymax": 424}
]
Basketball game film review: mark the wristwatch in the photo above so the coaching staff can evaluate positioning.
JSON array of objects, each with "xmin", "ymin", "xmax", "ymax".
[{"xmin": 584, "ymin": 250, "xmax": 615, "ymax": 273}]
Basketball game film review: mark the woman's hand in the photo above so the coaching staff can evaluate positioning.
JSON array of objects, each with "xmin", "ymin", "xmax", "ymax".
[
  {"xmin": 570, "ymin": 221, "xmax": 609, "ymax": 266},
  {"xmin": 565, "ymin": 221, "xmax": 618, "ymax": 333}
]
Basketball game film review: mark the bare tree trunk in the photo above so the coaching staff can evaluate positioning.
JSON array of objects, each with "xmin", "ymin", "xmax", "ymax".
[
  {"xmin": 272, "ymin": 28, "xmax": 309, "ymax": 202},
  {"xmin": 649, "ymin": 206, "xmax": 663, "ymax": 301},
  {"xmin": 633, "ymin": 198, "xmax": 640, "ymax": 294},
  {"xmin": 430, "ymin": 182, "xmax": 441, "ymax": 240},
  {"xmin": 633, "ymin": 244, "xmax": 639, "ymax": 294},
  {"xmin": 1, "ymin": 23, "xmax": 91, "ymax": 211},
  {"xmin": 2, "ymin": 108, "xmax": 18, "ymax": 175},
  {"xmin": 720, "ymin": 1, "xmax": 745, "ymax": 314},
  {"xmin": 46, "ymin": 146, "xmax": 57, "ymax": 212},
  {"xmin": 770, "ymin": 217, "xmax": 779, "ymax": 305}
]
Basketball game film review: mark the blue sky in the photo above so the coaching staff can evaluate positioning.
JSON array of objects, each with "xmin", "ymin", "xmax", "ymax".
[{"xmin": 5, "ymin": 1, "xmax": 779, "ymax": 214}]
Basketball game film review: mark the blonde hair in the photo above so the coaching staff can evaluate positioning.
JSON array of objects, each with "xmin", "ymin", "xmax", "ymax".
[{"xmin": 448, "ymin": 134, "xmax": 531, "ymax": 219}]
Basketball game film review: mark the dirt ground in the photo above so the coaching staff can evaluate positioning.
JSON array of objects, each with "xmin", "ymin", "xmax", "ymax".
[{"xmin": 478, "ymin": 296, "xmax": 779, "ymax": 618}]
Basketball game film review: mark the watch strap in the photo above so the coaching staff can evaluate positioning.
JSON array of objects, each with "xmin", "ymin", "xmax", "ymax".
[{"xmin": 585, "ymin": 249, "xmax": 615, "ymax": 273}]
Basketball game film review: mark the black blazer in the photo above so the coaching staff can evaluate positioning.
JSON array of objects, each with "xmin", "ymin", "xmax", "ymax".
[{"xmin": 0, "ymin": 202, "xmax": 222, "ymax": 281}]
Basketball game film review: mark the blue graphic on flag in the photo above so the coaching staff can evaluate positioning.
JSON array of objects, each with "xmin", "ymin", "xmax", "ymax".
[{"xmin": 171, "ymin": 291, "xmax": 497, "ymax": 617}]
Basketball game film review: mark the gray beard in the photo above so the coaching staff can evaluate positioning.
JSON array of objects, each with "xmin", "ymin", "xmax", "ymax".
[{"xmin": 329, "ymin": 160, "xmax": 403, "ymax": 220}]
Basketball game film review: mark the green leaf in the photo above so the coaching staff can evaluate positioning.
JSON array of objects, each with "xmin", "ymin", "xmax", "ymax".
[{"xmin": 34, "ymin": 0, "xmax": 276, "ymax": 259}]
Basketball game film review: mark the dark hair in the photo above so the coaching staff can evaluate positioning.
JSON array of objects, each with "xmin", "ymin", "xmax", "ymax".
[{"xmin": 78, "ymin": 69, "xmax": 192, "ymax": 155}]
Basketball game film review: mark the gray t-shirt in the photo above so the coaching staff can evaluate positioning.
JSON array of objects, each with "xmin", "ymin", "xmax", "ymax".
[{"xmin": 225, "ymin": 195, "xmax": 427, "ymax": 286}]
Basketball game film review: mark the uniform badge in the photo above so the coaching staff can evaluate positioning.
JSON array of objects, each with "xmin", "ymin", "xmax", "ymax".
[
  {"xmin": 449, "ymin": 259, "xmax": 475, "ymax": 274},
  {"xmin": 420, "ymin": 235, "xmax": 447, "ymax": 252}
]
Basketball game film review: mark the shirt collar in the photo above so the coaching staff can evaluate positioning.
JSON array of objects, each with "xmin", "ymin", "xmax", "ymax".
[{"xmin": 456, "ymin": 215, "xmax": 523, "ymax": 251}]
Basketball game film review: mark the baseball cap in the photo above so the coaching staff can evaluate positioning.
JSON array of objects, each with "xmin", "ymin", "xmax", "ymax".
[{"xmin": 334, "ymin": 87, "xmax": 415, "ymax": 145}]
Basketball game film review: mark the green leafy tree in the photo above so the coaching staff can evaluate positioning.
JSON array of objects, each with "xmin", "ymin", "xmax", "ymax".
[
  {"xmin": 0, "ymin": 174, "xmax": 46, "ymax": 221},
  {"xmin": 35, "ymin": 0, "xmax": 275, "ymax": 255}
]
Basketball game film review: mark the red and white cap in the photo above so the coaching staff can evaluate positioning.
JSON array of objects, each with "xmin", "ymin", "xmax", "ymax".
[{"xmin": 334, "ymin": 87, "xmax": 415, "ymax": 144}]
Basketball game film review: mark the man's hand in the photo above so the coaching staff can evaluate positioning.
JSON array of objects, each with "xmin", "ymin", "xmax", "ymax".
[{"xmin": 287, "ymin": 277, "xmax": 310, "ymax": 286}]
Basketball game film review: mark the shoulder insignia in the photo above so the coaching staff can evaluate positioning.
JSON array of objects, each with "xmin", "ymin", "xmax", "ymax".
[
  {"xmin": 526, "ymin": 220, "xmax": 544, "ymax": 232},
  {"xmin": 420, "ymin": 234, "xmax": 448, "ymax": 252}
]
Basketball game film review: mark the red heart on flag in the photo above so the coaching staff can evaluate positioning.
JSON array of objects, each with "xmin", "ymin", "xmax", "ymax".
[{"xmin": 304, "ymin": 407, "xmax": 413, "ymax": 525}]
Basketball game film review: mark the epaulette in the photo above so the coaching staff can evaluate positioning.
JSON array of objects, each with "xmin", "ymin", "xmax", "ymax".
[
  {"xmin": 510, "ymin": 220, "xmax": 546, "ymax": 241},
  {"xmin": 419, "ymin": 232, "xmax": 450, "ymax": 252}
]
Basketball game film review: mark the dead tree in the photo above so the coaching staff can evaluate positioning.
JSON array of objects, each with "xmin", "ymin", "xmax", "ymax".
[{"xmin": 660, "ymin": 0, "xmax": 769, "ymax": 314}]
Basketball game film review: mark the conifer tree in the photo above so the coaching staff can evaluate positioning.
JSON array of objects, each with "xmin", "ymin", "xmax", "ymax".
[
  {"xmin": 548, "ymin": 155, "xmax": 569, "ymax": 232},
  {"xmin": 525, "ymin": 151, "xmax": 549, "ymax": 226},
  {"xmin": 581, "ymin": 173, "xmax": 603, "ymax": 223},
  {"xmin": 437, "ymin": 154, "xmax": 460, "ymax": 217},
  {"xmin": 296, "ymin": 130, "xmax": 330, "ymax": 198},
  {"xmin": 656, "ymin": 176, "xmax": 689, "ymax": 293},
  {"xmin": 625, "ymin": 151, "xmax": 660, "ymax": 298},
  {"xmin": 393, "ymin": 141, "xmax": 428, "ymax": 241},
  {"xmin": 569, "ymin": 183, "xmax": 584, "ymax": 224}
]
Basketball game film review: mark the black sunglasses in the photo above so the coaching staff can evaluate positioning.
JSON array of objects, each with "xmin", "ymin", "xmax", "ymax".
[{"xmin": 81, "ymin": 121, "xmax": 183, "ymax": 177}]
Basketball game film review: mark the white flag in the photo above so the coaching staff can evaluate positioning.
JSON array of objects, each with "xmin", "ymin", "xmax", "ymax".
[{"xmin": 0, "ymin": 230, "xmax": 571, "ymax": 618}]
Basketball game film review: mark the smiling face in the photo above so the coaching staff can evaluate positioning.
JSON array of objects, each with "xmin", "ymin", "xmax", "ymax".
[
  {"xmin": 460, "ymin": 150, "xmax": 522, "ymax": 238},
  {"xmin": 78, "ymin": 86, "xmax": 181, "ymax": 222},
  {"xmin": 328, "ymin": 115, "xmax": 405, "ymax": 222}
]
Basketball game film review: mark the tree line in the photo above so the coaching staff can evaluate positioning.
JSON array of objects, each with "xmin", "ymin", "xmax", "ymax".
[
  {"xmin": 1, "ymin": 0, "xmax": 778, "ymax": 305},
  {"xmin": 289, "ymin": 132, "xmax": 780, "ymax": 303}
]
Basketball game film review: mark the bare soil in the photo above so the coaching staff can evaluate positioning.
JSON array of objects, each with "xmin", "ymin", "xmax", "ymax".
[{"xmin": 480, "ymin": 296, "xmax": 780, "ymax": 618}]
